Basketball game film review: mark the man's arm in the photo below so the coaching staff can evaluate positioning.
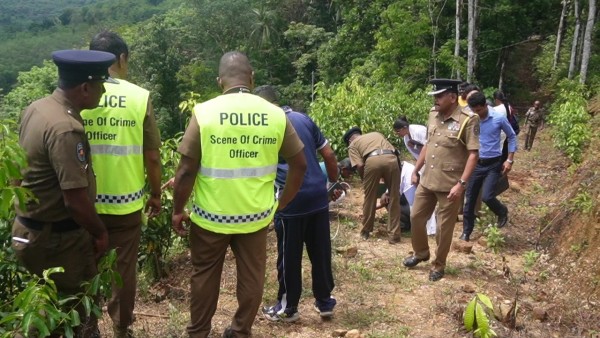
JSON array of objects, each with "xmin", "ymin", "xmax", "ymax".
[
  {"xmin": 63, "ymin": 188, "xmax": 108, "ymax": 257},
  {"xmin": 411, "ymin": 144, "xmax": 427, "ymax": 185},
  {"xmin": 171, "ymin": 155, "xmax": 199, "ymax": 236},
  {"xmin": 277, "ymin": 151, "xmax": 306, "ymax": 210},
  {"xmin": 319, "ymin": 143, "xmax": 338, "ymax": 182},
  {"xmin": 144, "ymin": 149, "xmax": 162, "ymax": 217},
  {"xmin": 447, "ymin": 150, "xmax": 478, "ymax": 202}
]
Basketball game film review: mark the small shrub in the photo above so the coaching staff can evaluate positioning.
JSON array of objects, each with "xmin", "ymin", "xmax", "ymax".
[
  {"xmin": 523, "ymin": 250, "xmax": 540, "ymax": 272},
  {"xmin": 484, "ymin": 227, "xmax": 505, "ymax": 254},
  {"xmin": 464, "ymin": 293, "xmax": 497, "ymax": 338}
]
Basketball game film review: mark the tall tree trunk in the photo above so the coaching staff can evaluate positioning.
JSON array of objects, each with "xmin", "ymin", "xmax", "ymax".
[
  {"xmin": 455, "ymin": 0, "xmax": 462, "ymax": 79},
  {"xmin": 580, "ymin": 0, "xmax": 596, "ymax": 84},
  {"xmin": 429, "ymin": 0, "xmax": 448, "ymax": 79},
  {"xmin": 568, "ymin": 0, "xmax": 582, "ymax": 79},
  {"xmin": 467, "ymin": 0, "xmax": 475, "ymax": 82},
  {"xmin": 498, "ymin": 48, "xmax": 509, "ymax": 90},
  {"xmin": 553, "ymin": 0, "xmax": 569, "ymax": 70}
]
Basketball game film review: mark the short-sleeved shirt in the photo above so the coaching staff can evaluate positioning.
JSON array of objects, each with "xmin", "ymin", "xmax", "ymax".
[
  {"xmin": 17, "ymin": 89, "xmax": 95, "ymax": 221},
  {"xmin": 348, "ymin": 132, "xmax": 396, "ymax": 168},
  {"xmin": 420, "ymin": 105, "xmax": 480, "ymax": 192},
  {"xmin": 404, "ymin": 124, "xmax": 427, "ymax": 160},
  {"xmin": 275, "ymin": 107, "xmax": 328, "ymax": 217}
]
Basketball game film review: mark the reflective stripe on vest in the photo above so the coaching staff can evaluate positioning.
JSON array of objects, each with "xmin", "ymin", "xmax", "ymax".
[
  {"xmin": 90, "ymin": 144, "xmax": 143, "ymax": 156},
  {"xmin": 200, "ymin": 164, "xmax": 277, "ymax": 178},
  {"xmin": 96, "ymin": 188, "xmax": 144, "ymax": 204},
  {"xmin": 192, "ymin": 204, "xmax": 273, "ymax": 224}
]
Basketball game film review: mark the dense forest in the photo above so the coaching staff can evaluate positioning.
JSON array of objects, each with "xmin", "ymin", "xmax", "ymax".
[{"xmin": 1, "ymin": 0, "xmax": 598, "ymax": 145}]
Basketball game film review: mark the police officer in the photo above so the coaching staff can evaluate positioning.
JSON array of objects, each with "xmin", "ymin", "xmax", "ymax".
[
  {"xmin": 12, "ymin": 50, "xmax": 116, "ymax": 337},
  {"xmin": 171, "ymin": 52, "xmax": 306, "ymax": 338},
  {"xmin": 402, "ymin": 79, "xmax": 480, "ymax": 282},
  {"xmin": 82, "ymin": 31, "xmax": 162, "ymax": 338},
  {"xmin": 343, "ymin": 127, "xmax": 402, "ymax": 243}
]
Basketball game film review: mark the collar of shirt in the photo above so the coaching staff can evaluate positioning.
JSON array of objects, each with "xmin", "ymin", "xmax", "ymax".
[
  {"xmin": 51, "ymin": 88, "xmax": 78, "ymax": 116},
  {"xmin": 436, "ymin": 105, "xmax": 462, "ymax": 122}
]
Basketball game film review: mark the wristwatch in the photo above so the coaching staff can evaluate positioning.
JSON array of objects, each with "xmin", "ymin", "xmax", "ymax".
[
  {"xmin": 458, "ymin": 179, "xmax": 467, "ymax": 187},
  {"xmin": 507, "ymin": 159, "xmax": 514, "ymax": 164}
]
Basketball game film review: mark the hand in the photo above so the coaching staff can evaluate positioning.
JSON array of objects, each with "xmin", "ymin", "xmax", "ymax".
[
  {"xmin": 501, "ymin": 161, "xmax": 513, "ymax": 176},
  {"xmin": 171, "ymin": 211, "xmax": 190, "ymax": 237},
  {"xmin": 411, "ymin": 171, "xmax": 420, "ymax": 186},
  {"xmin": 447, "ymin": 183, "xmax": 464, "ymax": 202},
  {"xmin": 380, "ymin": 192, "xmax": 390, "ymax": 206},
  {"xmin": 93, "ymin": 231, "xmax": 109, "ymax": 259},
  {"xmin": 330, "ymin": 189, "xmax": 344, "ymax": 202},
  {"xmin": 145, "ymin": 195, "xmax": 161, "ymax": 218}
]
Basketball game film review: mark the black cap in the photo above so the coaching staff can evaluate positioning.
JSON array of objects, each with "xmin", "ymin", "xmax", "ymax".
[
  {"xmin": 343, "ymin": 126, "xmax": 362, "ymax": 145},
  {"xmin": 52, "ymin": 50, "xmax": 118, "ymax": 85},
  {"xmin": 428, "ymin": 78, "xmax": 462, "ymax": 95}
]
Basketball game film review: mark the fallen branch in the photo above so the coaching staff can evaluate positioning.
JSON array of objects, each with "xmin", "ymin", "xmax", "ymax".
[{"xmin": 132, "ymin": 311, "xmax": 170, "ymax": 319}]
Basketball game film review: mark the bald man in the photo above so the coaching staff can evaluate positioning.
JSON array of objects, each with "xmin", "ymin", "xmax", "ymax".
[{"xmin": 171, "ymin": 51, "xmax": 306, "ymax": 338}]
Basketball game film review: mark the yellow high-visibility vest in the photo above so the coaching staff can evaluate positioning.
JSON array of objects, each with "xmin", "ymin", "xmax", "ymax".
[
  {"xmin": 82, "ymin": 79, "xmax": 148, "ymax": 215},
  {"xmin": 190, "ymin": 92, "xmax": 286, "ymax": 234}
]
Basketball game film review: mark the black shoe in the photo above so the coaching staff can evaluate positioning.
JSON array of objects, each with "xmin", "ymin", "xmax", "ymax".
[
  {"xmin": 360, "ymin": 231, "xmax": 370, "ymax": 240},
  {"xmin": 403, "ymin": 255, "xmax": 430, "ymax": 268},
  {"xmin": 497, "ymin": 211, "xmax": 508, "ymax": 228},
  {"xmin": 222, "ymin": 327, "xmax": 233, "ymax": 338},
  {"xmin": 459, "ymin": 233, "xmax": 470, "ymax": 242},
  {"xmin": 429, "ymin": 270, "xmax": 445, "ymax": 282}
]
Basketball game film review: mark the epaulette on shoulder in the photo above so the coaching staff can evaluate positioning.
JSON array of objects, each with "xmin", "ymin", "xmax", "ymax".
[{"xmin": 460, "ymin": 107, "xmax": 474, "ymax": 117}]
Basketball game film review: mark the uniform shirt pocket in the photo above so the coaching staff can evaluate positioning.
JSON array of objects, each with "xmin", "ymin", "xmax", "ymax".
[{"xmin": 441, "ymin": 161, "xmax": 465, "ymax": 173}]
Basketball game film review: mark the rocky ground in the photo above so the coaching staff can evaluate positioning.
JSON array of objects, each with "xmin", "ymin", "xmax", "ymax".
[{"xmin": 98, "ymin": 126, "xmax": 600, "ymax": 338}]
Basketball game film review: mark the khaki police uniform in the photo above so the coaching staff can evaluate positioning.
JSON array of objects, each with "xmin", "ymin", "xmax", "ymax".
[
  {"xmin": 178, "ymin": 93, "xmax": 304, "ymax": 338},
  {"xmin": 348, "ymin": 132, "xmax": 401, "ymax": 241},
  {"xmin": 524, "ymin": 107, "xmax": 543, "ymax": 150},
  {"xmin": 85, "ymin": 95, "xmax": 161, "ymax": 329},
  {"xmin": 12, "ymin": 89, "xmax": 99, "ymax": 336},
  {"xmin": 410, "ymin": 106, "xmax": 479, "ymax": 272}
]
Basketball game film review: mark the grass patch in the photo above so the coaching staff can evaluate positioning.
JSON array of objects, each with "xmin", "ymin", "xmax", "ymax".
[{"xmin": 339, "ymin": 306, "xmax": 398, "ymax": 329}]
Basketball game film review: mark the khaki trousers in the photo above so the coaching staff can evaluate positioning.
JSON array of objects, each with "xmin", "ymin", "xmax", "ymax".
[
  {"xmin": 188, "ymin": 224, "xmax": 268, "ymax": 338},
  {"xmin": 410, "ymin": 185, "xmax": 462, "ymax": 272},
  {"xmin": 362, "ymin": 154, "xmax": 401, "ymax": 240},
  {"xmin": 101, "ymin": 213, "xmax": 142, "ymax": 329},
  {"xmin": 12, "ymin": 219, "xmax": 99, "ymax": 337}
]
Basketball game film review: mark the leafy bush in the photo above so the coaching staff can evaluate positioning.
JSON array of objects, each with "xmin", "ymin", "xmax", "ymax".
[
  {"xmin": 548, "ymin": 79, "xmax": 591, "ymax": 163},
  {"xmin": 309, "ymin": 75, "xmax": 431, "ymax": 155}
]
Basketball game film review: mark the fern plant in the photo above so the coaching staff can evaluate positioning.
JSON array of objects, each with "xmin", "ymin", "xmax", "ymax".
[{"xmin": 464, "ymin": 293, "xmax": 497, "ymax": 338}]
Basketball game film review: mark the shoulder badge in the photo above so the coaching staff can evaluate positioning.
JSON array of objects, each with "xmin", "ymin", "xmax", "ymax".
[
  {"xmin": 76, "ymin": 142, "xmax": 86, "ymax": 162},
  {"xmin": 473, "ymin": 123, "xmax": 480, "ymax": 137}
]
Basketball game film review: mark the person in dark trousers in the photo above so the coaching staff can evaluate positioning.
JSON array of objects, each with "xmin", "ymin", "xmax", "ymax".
[
  {"xmin": 460, "ymin": 92, "xmax": 517, "ymax": 241},
  {"xmin": 255, "ymin": 85, "xmax": 338, "ymax": 322}
]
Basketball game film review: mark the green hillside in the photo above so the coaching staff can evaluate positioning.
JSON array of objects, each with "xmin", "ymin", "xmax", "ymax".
[{"xmin": 0, "ymin": 0, "xmax": 182, "ymax": 92}]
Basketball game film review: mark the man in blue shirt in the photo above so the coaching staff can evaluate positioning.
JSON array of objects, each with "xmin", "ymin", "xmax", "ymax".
[
  {"xmin": 255, "ymin": 85, "xmax": 338, "ymax": 322},
  {"xmin": 460, "ymin": 91, "xmax": 517, "ymax": 241}
]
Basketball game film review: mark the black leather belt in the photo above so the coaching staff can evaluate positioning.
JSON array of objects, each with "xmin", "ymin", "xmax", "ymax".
[
  {"xmin": 17, "ymin": 216, "xmax": 81, "ymax": 233},
  {"xmin": 478, "ymin": 156, "xmax": 502, "ymax": 165},
  {"xmin": 367, "ymin": 149, "xmax": 396, "ymax": 158}
]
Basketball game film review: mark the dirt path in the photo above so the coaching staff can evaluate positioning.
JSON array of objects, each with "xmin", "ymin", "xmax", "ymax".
[{"xmin": 99, "ymin": 128, "xmax": 599, "ymax": 337}]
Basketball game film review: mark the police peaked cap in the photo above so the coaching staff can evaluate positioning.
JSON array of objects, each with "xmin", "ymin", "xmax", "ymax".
[
  {"xmin": 52, "ymin": 50, "xmax": 119, "ymax": 85},
  {"xmin": 343, "ymin": 126, "xmax": 362, "ymax": 145},
  {"xmin": 427, "ymin": 78, "xmax": 462, "ymax": 95}
]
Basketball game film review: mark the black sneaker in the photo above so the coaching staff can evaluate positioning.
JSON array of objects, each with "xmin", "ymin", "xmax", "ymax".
[
  {"xmin": 262, "ymin": 303, "xmax": 299, "ymax": 322},
  {"xmin": 314, "ymin": 296, "xmax": 337, "ymax": 318}
]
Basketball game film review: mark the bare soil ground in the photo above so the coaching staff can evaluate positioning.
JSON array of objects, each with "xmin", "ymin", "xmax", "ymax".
[{"xmin": 99, "ymin": 125, "xmax": 600, "ymax": 338}]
